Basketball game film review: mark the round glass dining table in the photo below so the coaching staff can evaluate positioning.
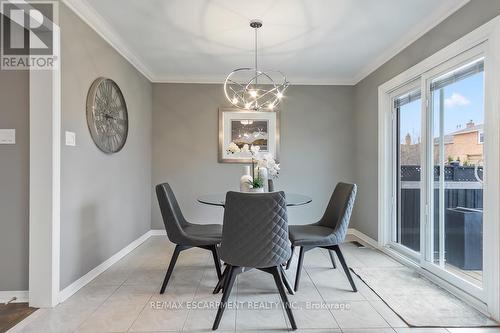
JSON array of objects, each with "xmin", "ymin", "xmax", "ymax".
[{"xmin": 197, "ymin": 193, "xmax": 312, "ymax": 207}]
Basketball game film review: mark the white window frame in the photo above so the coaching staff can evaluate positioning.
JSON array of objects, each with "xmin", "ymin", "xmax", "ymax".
[
  {"xmin": 420, "ymin": 48, "xmax": 485, "ymax": 300},
  {"xmin": 378, "ymin": 15, "xmax": 500, "ymax": 319},
  {"xmin": 388, "ymin": 80, "xmax": 422, "ymax": 262}
]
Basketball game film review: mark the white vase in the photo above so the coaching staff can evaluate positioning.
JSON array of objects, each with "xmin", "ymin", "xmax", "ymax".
[
  {"xmin": 240, "ymin": 166, "xmax": 253, "ymax": 192},
  {"xmin": 248, "ymin": 187, "xmax": 264, "ymax": 193},
  {"xmin": 258, "ymin": 167, "xmax": 269, "ymax": 192}
]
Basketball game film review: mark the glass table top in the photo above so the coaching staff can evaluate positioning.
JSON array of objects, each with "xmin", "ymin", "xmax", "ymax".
[{"xmin": 197, "ymin": 193, "xmax": 312, "ymax": 207}]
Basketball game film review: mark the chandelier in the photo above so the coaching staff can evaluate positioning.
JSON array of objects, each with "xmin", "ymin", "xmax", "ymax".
[{"xmin": 224, "ymin": 19, "xmax": 289, "ymax": 111}]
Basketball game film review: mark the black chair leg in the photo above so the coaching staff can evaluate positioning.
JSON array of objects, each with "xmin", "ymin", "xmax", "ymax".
[
  {"xmin": 213, "ymin": 264, "xmax": 229, "ymax": 294},
  {"xmin": 270, "ymin": 266, "xmax": 297, "ymax": 330},
  {"xmin": 213, "ymin": 265, "xmax": 237, "ymax": 330},
  {"xmin": 333, "ymin": 245, "xmax": 357, "ymax": 292},
  {"xmin": 328, "ymin": 250, "xmax": 337, "ymax": 269},
  {"xmin": 210, "ymin": 245, "xmax": 222, "ymax": 280},
  {"xmin": 286, "ymin": 246, "xmax": 295, "ymax": 270},
  {"xmin": 160, "ymin": 244, "xmax": 183, "ymax": 294},
  {"xmin": 294, "ymin": 247, "xmax": 305, "ymax": 292},
  {"xmin": 279, "ymin": 265, "xmax": 294, "ymax": 295}
]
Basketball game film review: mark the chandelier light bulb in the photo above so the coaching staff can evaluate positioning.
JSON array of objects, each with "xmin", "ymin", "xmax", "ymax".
[
  {"xmin": 249, "ymin": 90, "xmax": 258, "ymax": 98},
  {"xmin": 232, "ymin": 97, "xmax": 238, "ymax": 104},
  {"xmin": 245, "ymin": 102, "xmax": 252, "ymax": 109},
  {"xmin": 277, "ymin": 91, "xmax": 283, "ymax": 99}
]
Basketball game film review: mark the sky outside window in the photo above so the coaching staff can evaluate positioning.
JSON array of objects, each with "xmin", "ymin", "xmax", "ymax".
[{"xmin": 399, "ymin": 71, "xmax": 484, "ymax": 143}]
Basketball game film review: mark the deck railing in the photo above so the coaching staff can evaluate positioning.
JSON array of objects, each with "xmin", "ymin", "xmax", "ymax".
[
  {"xmin": 398, "ymin": 165, "xmax": 483, "ymax": 254},
  {"xmin": 400, "ymin": 165, "xmax": 483, "ymax": 182}
]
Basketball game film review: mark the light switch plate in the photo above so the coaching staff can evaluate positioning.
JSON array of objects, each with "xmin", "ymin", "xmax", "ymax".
[
  {"xmin": 0, "ymin": 129, "xmax": 15, "ymax": 144},
  {"xmin": 65, "ymin": 131, "xmax": 76, "ymax": 146}
]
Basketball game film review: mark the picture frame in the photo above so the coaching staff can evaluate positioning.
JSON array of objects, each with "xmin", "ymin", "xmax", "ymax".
[{"xmin": 218, "ymin": 107, "xmax": 280, "ymax": 163}]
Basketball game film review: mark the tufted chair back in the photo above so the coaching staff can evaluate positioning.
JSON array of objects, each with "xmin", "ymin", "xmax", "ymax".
[{"xmin": 219, "ymin": 191, "xmax": 291, "ymax": 268}]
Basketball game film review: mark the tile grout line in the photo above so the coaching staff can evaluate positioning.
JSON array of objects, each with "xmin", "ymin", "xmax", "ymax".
[
  {"xmin": 337, "ymin": 244, "xmax": 400, "ymax": 331},
  {"xmin": 71, "ymin": 242, "xmax": 151, "ymax": 333},
  {"xmin": 301, "ymin": 260, "xmax": 343, "ymax": 330},
  {"xmin": 302, "ymin": 245, "xmax": 396, "ymax": 330},
  {"xmin": 75, "ymin": 237, "xmax": 166, "ymax": 333},
  {"xmin": 235, "ymin": 269, "xmax": 290, "ymax": 331},
  {"xmin": 71, "ymin": 276, "xmax": 128, "ymax": 332},
  {"xmin": 123, "ymin": 240, "xmax": 170, "ymax": 332},
  {"xmin": 180, "ymin": 254, "xmax": 210, "ymax": 332},
  {"xmin": 125, "ymin": 289, "xmax": 155, "ymax": 332},
  {"xmin": 344, "ymin": 245, "xmax": 408, "ymax": 330},
  {"xmin": 71, "ymin": 282, "xmax": 124, "ymax": 332}
]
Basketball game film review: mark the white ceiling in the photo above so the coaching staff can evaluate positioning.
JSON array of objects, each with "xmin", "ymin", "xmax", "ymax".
[{"xmin": 64, "ymin": 0, "xmax": 469, "ymax": 84}]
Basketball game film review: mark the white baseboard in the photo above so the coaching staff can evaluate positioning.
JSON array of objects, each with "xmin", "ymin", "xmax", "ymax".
[
  {"xmin": 150, "ymin": 229, "xmax": 166, "ymax": 236},
  {"xmin": 58, "ymin": 230, "xmax": 153, "ymax": 303},
  {"xmin": 0, "ymin": 291, "xmax": 29, "ymax": 303},
  {"xmin": 347, "ymin": 228, "xmax": 379, "ymax": 248}
]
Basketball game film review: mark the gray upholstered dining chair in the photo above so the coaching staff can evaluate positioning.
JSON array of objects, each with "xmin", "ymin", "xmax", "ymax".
[
  {"xmin": 212, "ymin": 191, "xmax": 297, "ymax": 331},
  {"xmin": 287, "ymin": 182, "xmax": 357, "ymax": 292},
  {"xmin": 156, "ymin": 183, "xmax": 222, "ymax": 294}
]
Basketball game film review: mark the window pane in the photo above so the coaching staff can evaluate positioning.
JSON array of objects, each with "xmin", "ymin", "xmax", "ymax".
[
  {"xmin": 396, "ymin": 89, "xmax": 421, "ymax": 252},
  {"xmin": 430, "ymin": 59, "xmax": 484, "ymax": 286}
]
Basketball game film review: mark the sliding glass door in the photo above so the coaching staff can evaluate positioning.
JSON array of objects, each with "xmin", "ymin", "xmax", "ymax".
[
  {"xmin": 390, "ymin": 50, "xmax": 486, "ymax": 299},
  {"xmin": 426, "ymin": 57, "xmax": 485, "ymax": 289}
]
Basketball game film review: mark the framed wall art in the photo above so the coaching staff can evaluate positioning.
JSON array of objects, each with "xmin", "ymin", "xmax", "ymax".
[{"xmin": 218, "ymin": 108, "xmax": 280, "ymax": 163}]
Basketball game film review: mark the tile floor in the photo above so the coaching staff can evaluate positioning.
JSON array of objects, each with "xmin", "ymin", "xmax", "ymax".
[{"xmin": 9, "ymin": 236, "xmax": 500, "ymax": 333}]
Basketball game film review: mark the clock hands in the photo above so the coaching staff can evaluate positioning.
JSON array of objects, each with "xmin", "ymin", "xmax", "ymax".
[{"xmin": 103, "ymin": 113, "xmax": 117, "ymax": 120}]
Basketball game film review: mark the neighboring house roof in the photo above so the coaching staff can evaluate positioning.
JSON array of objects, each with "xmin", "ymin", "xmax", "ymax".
[
  {"xmin": 450, "ymin": 124, "xmax": 483, "ymax": 135},
  {"xmin": 433, "ymin": 123, "xmax": 483, "ymax": 145},
  {"xmin": 434, "ymin": 134, "xmax": 454, "ymax": 145}
]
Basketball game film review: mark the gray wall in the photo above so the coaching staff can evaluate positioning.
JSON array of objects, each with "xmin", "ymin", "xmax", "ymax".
[
  {"xmin": 152, "ymin": 84, "xmax": 355, "ymax": 229},
  {"xmin": 0, "ymin": 69, "xmax": 29, "ymax": 291},
  {"xmin": 2, "ymin": 0, "xmax": 498, "ymax": 293},
  {"xmin": 351, "ymin": 0, "xmax": 500, "ymax": 240},
  {"xmin": 60, "ymin": 4, "xmax": 152, "ymax": 289}
]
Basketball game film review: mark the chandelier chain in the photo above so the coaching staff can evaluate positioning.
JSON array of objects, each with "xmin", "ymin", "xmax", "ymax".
[{"xmin": 254, "ymin": 26, "xmax": 258, "ymax": 86}]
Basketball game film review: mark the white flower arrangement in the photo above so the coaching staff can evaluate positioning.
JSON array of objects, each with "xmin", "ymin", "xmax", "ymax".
[
  {"xmin": 257, "ymin": 153, "xmax": 280, "ymax": 179},
  {"xmin": 226, "ymin": 143, "xmax": 280, "ymax": 189}
]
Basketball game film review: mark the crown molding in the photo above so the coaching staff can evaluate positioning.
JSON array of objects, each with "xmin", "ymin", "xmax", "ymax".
[
  {"xmin": 150, "ymin": 77, "xmax": 356, "ymax": 85},
  {"xmin": 62, "ymin": 0, "xmax": 468, "ymax": 86},
  {"xmin": 61, "ymin": 0, "xmax": 155, "ymax": 81},
  {"xmin": 352, "ymin": 0, "xmax": 470, "ymax": 85}
]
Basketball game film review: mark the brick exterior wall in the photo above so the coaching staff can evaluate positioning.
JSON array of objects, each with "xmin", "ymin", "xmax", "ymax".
[{"xmin": 400, "ymin": 129, "xmax": 484, "ymax": 166}]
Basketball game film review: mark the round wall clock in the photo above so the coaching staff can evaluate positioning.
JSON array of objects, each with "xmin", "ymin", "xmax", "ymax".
[{"xmin": 86, "ymin": 77, "xmax": 128, "ymax": 154}]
